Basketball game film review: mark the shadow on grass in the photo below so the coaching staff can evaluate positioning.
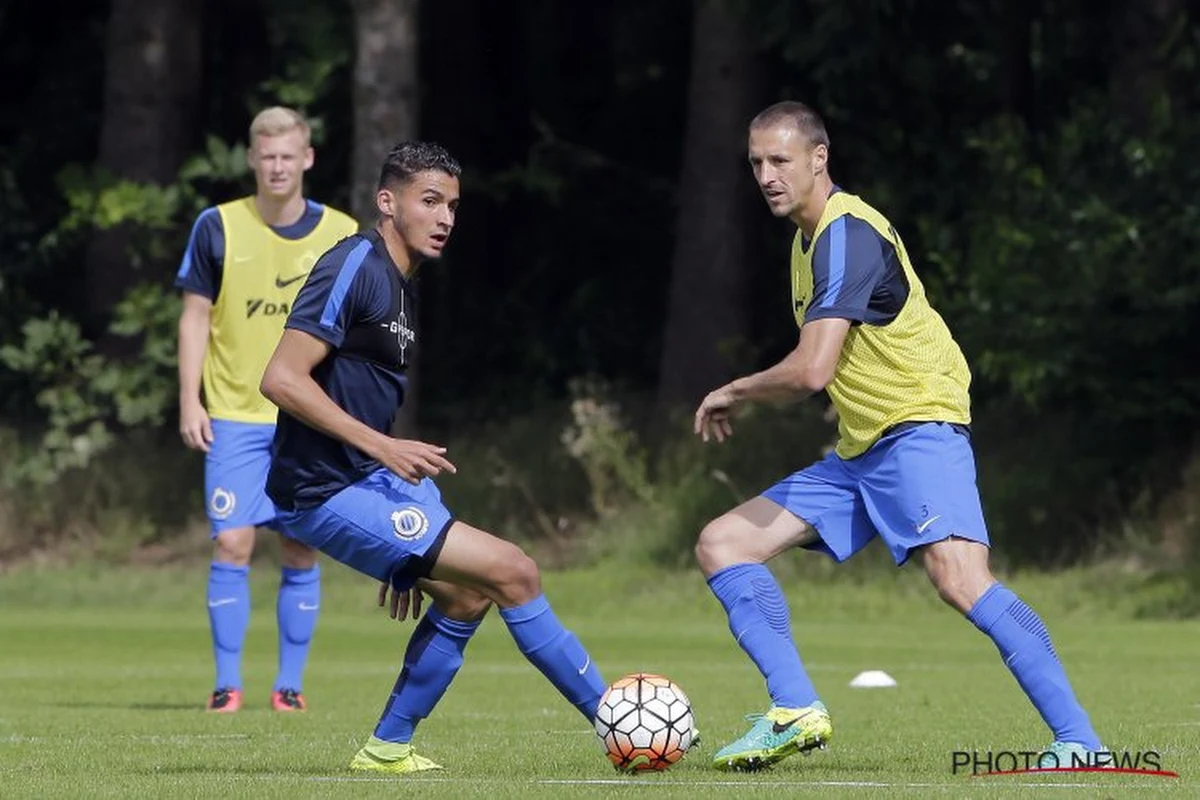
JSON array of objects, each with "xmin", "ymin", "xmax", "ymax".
[
  {"xmin": 50, "ymin": 701, "xmax": 204, "ymax": 711},
  {"xmin": 132, "ymin": 764, "xmax": 352, "ymax": 777}
]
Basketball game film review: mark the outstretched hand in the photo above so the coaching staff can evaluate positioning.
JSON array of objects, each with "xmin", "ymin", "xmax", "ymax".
[
  {"xmin": 378, "ymin": 581, "xmax": 423, "ymax": 622},
  {"xmin": 376, "ymin": 438, "xmax": 457, "ymax": 485},
  {"xmin": 694, "ymin": 385, "xmax": 736, "ymax": 443}
]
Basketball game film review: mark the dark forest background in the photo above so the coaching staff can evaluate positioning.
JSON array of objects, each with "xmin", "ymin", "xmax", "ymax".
[{"xmin": 0, "ymin": 0, "xmax": 1197, "ymax": 582}]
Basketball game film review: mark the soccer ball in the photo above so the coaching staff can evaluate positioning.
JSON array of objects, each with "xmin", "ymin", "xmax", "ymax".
[{"xmin": 594, "ymin": 672, "xmax": 695, "ymax": 772}]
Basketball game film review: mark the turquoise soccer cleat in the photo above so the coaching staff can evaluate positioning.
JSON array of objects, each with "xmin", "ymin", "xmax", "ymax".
[
  {"xmin": 712, "ymin": 702, "xmax": 833, "ymax": 771},
  {"xmin": 1036, "ymin": 741, "xmax": 1112, "ymax": 770}
]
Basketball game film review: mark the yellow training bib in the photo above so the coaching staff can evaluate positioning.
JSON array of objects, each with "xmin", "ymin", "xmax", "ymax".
[
  {"xmin": 204, "ymin": 197, "xmax": 358, "ymax": 423},
  {"xmin": 791, "ymin": 191, "xmax": 972, "ymax": 458}
]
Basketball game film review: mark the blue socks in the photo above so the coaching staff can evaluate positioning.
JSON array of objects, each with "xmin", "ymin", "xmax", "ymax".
[
  {"xmin": 375, "ymin": 607, "xmax": 481, "ymax": 743},
  {"xmin": 968, "ymin": 583, "xmax": 1100, "ymax": 748},
  {"xmin": 500, "ymin": 594, "xmax": 606, "ymax": 720},
  {"xmin": 275, "ymin": 565, "xmax": 321, "ymax": 692},
  {"xmin": 708, "ymin": 563, "xmax": 819, "ymax": 708},
  {"xmin": 207, "ymin": 562, "xmax": 251, "ymax": 690},
  {"xmin": 374, "ymin": 595, "xmax": 601, "ymax": 741},
  {"xmin": 207, "ymin": 562, "xmax": 323, "ymax": 693}
]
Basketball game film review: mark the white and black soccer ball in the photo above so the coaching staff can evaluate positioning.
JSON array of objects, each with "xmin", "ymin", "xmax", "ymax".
[{"xmin": 594, "ymin": 672, "xmax": 695, "ymax": 771}]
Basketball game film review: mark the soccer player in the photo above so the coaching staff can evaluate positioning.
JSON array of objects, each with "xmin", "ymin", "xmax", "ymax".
[
  {"xmin": 258, "ymin": 141, "xmax": 607, "ymax": 774},
  {"xmin": 176, "ymin": 107, "xmax": 359, "ymax": 713},
  {"xmin": 692, "ymin": 101, "xmax": 1105, "ymax": 771}
]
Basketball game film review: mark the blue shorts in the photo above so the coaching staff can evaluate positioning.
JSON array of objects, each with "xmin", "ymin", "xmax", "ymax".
[
  {"xmin": 205, "ymin": 419, "xmax": 279, "ymax": 536},
  {"xmin": 763, "ymin": 422, "xmax": 989, "ymax": 566},
  {"xmin": 274, "ymin": 468, "xmax": 453, "ymax": 592}
]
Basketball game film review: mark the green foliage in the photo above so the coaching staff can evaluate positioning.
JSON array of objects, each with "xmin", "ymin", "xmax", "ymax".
[
  {"xmin": 927, "ymin": 99, "xmax": 1200, "ymax": 423},
  {"xmin": 253, "ymin": 0, "xmax": 353, "ymax": 138},
  {"xmin": 44, "ymin": 165, "xmax": 200, "ymax": 268},
  {"xmin": 2, "ymin": 0, "xmax": 1199, "ymax": 573},
  {"xmin": 178, "ymin": 135, "xmax": 250, "ymax": 185},
  {"xmin": 0, "ymin": 115, "xmax": 263, "ymax": 488},
  {"xmin": 0, "ymin": 286, "xmax": 180, "ymax": 487},
  {"xmin": 0, "ymin": 314, "xmax": 115, "ymax": 483}
]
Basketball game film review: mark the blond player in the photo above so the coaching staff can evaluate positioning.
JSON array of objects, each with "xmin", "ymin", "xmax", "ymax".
[{"xmin": 175, "ymin": 107, "xmax": 358, "ymax": 713}]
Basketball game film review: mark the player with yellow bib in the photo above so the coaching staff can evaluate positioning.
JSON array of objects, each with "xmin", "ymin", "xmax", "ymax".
[
  {"xmin": 175, "ymin": 107, "xmax": 358, "ymax": 714},
  {"xmin": 691, "ymin": 102, "xmax": 1105, "ymax": 771}
]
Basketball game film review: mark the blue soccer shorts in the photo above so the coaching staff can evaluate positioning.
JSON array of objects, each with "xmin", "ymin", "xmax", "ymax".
[
  {"xmin": 274, "ymin": 468, "xmax": 454, "ymax": 592},
  {"xmin": 763, "ymin": 421, "xmax": 990, "ymax": 566},
  {"xmin": 205, "ymin": 419, "xmax": 279, "ymax": 536}
]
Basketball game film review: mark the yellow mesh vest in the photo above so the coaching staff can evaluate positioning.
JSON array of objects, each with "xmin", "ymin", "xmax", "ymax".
[
  {"xmin": 791, "ymin": 191, "xmax": 972, "ymax": 458},
  {"xmin": 205, "ymin": 197, "xmax": 359, "ymax": 423}
]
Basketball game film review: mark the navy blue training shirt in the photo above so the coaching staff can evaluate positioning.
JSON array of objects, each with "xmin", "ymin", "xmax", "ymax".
[
  {"xmin": 266, "ymin": 229, "xmax": 418, "ymax": 511},
  {"xmin": 800, "ymin": 198, "xmax": 910, "ymax": 326}
]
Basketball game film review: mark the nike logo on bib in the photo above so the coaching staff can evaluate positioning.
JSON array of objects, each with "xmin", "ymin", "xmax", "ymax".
[{"xmin": 275, "ymin": 273, "xmax": 307, "ymax": 289}]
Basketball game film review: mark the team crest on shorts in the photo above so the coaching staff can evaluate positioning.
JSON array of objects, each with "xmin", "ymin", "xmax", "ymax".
[
  {"xmin": 209, "ymin": 487, "xmax": 236, "ymax": 520},
  {"xmin": 391, "ymin": 507, "xmax": 429, "ymax": 540}
]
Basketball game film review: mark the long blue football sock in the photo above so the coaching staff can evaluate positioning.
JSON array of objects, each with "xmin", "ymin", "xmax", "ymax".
[
  {"xmin": 207, "ymin": 562, "xmax": 251, "ymax": 690},
  {"xmin": 708, "ymin": 563, "xmax": 819, "ymax": 708},
  {"xmin": 275, "ymin": 565, "xmax": 321, "ymax": 692},
  {"xmin": 374, "ymin": 607, "xmax": 481, "ymax": 743},
  {"xmin": 499, "ymin": 594, "xmax": 605, "ymax": 721},
  {"xmin": 968, "ymin": 583, "xmax": 1100, "ymax": 748}
]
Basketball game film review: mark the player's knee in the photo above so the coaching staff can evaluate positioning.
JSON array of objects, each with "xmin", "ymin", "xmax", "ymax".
[
  {"xmin": 278, "ymin": 534, "xmax": 317, "ymax": 569},
  {"xmin": 213, "ymin": 529, "xmax": 254, "ymax": 566},
  {"xmin": 491, "ymin": 545, "xmax": 541, "ymax": 606},
  {"xmin": 929, "ymin": 571, "xmax": 971, "ymax": 612},
  {"xmin": 695, "ymin": 517, "xmax": 741, "ymax": 576},
  {"xmin": 924, "ymin": 544, "xmax": 993, "ymax": 613}
]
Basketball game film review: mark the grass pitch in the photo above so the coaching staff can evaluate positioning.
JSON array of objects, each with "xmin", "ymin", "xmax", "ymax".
[{"xmin": 0, "ymin": 558, "xmax": 1197, "ymax": 798}]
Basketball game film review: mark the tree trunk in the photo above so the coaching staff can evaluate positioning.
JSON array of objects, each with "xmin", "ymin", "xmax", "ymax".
[
  {"xmin": 351, "ymin": 0, "xmax": 421, "ymax": 434},
  {"xmin": 999, "ymin": 0, "xmax": 1035, "ymax": 127},
  {"xmin": 85, "ymin": 0, "xmax": 203, "ymax": 349},
  {"xmin": 1110, "ymin": 0, "xmax": 1182, "ymax": 130},
  {"xmin": 656, "ymin": 0, "xmax": 756, "ymax": 413}
]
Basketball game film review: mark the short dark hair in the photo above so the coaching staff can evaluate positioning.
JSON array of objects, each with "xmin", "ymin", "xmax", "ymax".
[
  {"xmin": 750, "ymin": 101, "xmax": 830, "ymax": 148},
  {"xmin": 378, "ymin": 141, "xmax": 462, "ymax": 189}
]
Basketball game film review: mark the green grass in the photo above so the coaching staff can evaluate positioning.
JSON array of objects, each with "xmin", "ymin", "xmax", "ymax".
[{"xmin": 0, "ymin": 559, "xmax": 1197, "ymax": 798}]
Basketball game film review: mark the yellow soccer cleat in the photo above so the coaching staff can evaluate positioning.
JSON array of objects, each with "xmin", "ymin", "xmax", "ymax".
[
  {"xmin": 712, "ymin": 702, "xmax": 833, "ymax": 771},
  {"xmin": 348, "ymin": 736, "xmax": 444, "ymax": 774}
]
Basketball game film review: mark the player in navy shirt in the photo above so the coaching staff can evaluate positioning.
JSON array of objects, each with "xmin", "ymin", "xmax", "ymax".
[{"xmin": 260, "ymin": 142, "xmax": 609, "ymax": 775}]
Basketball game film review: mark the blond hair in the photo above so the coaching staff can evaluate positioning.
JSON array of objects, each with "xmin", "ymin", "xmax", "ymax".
[{"xmin": 248, "ymin": 106, "xmax": 311, "ymax": 146}]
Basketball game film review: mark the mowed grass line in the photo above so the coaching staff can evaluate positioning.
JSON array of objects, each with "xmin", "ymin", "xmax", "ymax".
[{"xmin": 0, "ymin": 561, "xmax": 1197, "ymax": 799}]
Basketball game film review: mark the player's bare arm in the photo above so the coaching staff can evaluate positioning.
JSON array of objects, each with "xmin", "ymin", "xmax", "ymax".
[
  {"xmin": 694, "ymin": 317, "xmax": 850, "ymax": 443},
  {"xmin": 261, "ymin": 328, "xmax": 456, "ymax": 484},
  {"xmin": 178, "ymin": 291, "xmax": 215, "ymax": 452}
]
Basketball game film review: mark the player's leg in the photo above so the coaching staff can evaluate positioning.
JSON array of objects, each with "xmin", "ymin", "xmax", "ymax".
[
  {"xmin": 698, "ymin": 454, "xmax": 872, "ymax": 770},
  {"xmin": 207, "ymin": 525, "xmax": 254, "ymax": 712},
  {"xmin": 352, "ymin": 579, "xmax": 491, "ymax": 774},
  {"xmin": 696, "ymin": 497, "xmax": 822, "ymax": 713},
  {"xmin": 204, "ymin": 419, "xmax": 278, "ymax": 712},
  {"xmin": 429, "ymin": 522, "xmax": 607, "ymax": 722},
  {"xmin": 273, "ymin": 469, "xmax": 479, "ymax": 771},
  {"xmin": 272, "ymin": 533, "xmax": 319, "ymax": 711},
  {"xmin": 861, "ymin": 423, "xmax": 1103, "ymax": 759},
  {"xmin": 919, "ymin": 538, "xmax": 1102, "ymax": 760}
]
